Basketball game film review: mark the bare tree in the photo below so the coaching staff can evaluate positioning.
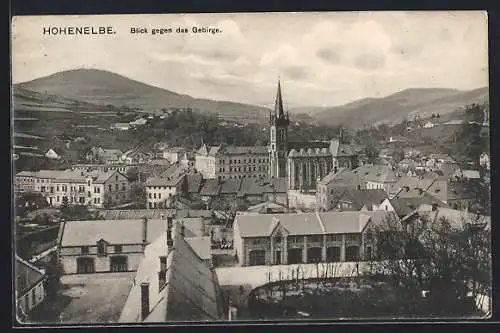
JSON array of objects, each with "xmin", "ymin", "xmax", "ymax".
[{"xmin": 372, "ymin": 211, "xmax": 491, "ymax": 314}]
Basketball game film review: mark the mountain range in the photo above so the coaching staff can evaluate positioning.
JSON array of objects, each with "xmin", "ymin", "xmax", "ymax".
[{"xmin": 14, "ymin": 68, "xmax": 488, "ymax": 128}]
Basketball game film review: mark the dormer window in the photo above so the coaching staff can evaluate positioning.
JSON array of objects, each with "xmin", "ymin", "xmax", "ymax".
[{"xmin": 97, "ymin": 240, "xmax": 107, "ymax": 256}]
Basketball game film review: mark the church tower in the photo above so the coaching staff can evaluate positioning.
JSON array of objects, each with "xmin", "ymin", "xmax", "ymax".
[{"xmin": 269, "ymin": 80, "xmax": 290, "ymax": 178}]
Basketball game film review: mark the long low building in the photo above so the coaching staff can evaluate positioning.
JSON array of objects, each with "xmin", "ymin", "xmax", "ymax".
[
  {"xmin": 57, "ymin": 216, "xmax": 212, "ymax": 275},
  {"xmin": 233, "ymin": 211, "xmax": 398, "ymax": 267}
]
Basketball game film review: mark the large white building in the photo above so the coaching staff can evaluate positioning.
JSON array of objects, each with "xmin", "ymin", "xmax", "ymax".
[
  {"xmin": 15, "ymin": 169, "xmax": 131, "ymax": 208},
  {"xmin": 195, "ymin": 145, "xmax": 269, "ymax": 180}
]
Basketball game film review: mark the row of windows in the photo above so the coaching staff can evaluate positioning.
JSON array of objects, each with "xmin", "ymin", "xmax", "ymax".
[
  {"xmin": 252, "ymin": 234, "xmax": 366, "ymax": 245},
  {"xmin": 223, "ymin": 158, "xmax": 269, "ymax": 164},
  {"xmin": 149, "ymin": 186, "xmax": 174, "ymax": 190},
  {"xmin": 220, "ymin": 166, "xmax": 269, "ymax": 173},
  {"xmin": 220, "ymin": 174, "xmax": 267, "ymax": 180},
  {"xmin": 148, "ymin": 192, "xmax": 172, "ymax": 199},
  {"xmin": 56, "ymin": 196, "xmax": 86, "ymax": 204},
  {"xmin": 81, "ymin": 244, "xmax": 122, "ymax": 255}
]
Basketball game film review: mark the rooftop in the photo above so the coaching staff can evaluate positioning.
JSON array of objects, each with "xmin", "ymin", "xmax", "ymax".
[
  {"xmin": 234, "ymin": 211, "xmax": 399, "ymax": 238},
  {"xmin": 119, "ymin": 227, "xmax": 222, "ymax": 322},
  {"xmin": 15, "ymin": 255, "xmax": 45, "ymax": 296}
]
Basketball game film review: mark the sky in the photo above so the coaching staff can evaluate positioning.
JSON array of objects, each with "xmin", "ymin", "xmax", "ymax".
[{"xmin": 11, "ymin": 11, "xmax": 488, "ymax": 108}]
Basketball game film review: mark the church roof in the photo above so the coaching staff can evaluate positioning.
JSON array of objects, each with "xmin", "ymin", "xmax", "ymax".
[{"xmin": 274, "ymin": 80, "xmax": 285, "ymax": 117}]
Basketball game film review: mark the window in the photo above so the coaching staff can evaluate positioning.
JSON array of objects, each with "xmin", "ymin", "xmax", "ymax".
[
  {"xmin": 148, "ymin": 193, "xmax": 152, "ymax": 199},
  {"xmin": 309, "ymin": 235, "xmax": 322, "ymax": 243},
  {"xmin": 115, "ymin": 184, "xmax": 119, "ymax": 191},
  {"xmin": 251, "ymin": 238, "xmax": 261, "ymax": 245},
  {"xmin": 115, "ymin": 175, "xmax": 118, "ymax": 181},
  {"xmin": 97, "ymin": 241, "xmax": 107, "ymax": 256},
  {"xmin": 56, "ymin": 186, "xmax": 60, "ymax": 191},
  {"xmin": 249, "ymin": 250, "xmax": 266, "ymax": 266},
  {"xmin": 153, "ymin": 193, "xmax": 157, "ymax": 199},
  {"xmin": 160, "ymin": 256, "xmax": 167, "ymax": 271},
  {"xmin": 81, "ymin": 246, "xmax": 89, "ymax": 255},
  {"xmin": 115, "ymin": 245, "xmax": 122, "ymax": 253},
  {"xmin": 88, "ymin": 191, "xmax": 91, "ymax": 198},
  {"xmin": 158, "ymin": 271, "xmax": 166, "ymax": 291},
  {"xmin": 158, "ymin": 193, "xmax": 161, "ymax": 199},
  {"xmin": 108, "ymin": 185, "xmax": 112, "ymax": 191}
]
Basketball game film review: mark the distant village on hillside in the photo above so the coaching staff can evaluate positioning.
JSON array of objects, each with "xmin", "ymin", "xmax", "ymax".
[{"xmin": 13, "ymin": 76, "xmax": 492, "ymax": 323}]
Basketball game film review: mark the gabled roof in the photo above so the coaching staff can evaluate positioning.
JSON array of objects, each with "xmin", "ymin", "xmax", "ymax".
[
  {"xmin": 415, "ymin": 205, "xmax": 491, "ymax": 230},
  {"xmin": 199, "ymin": 179, "xmax": 220, "ymax": 196},
  {"xmin": 15, "ymin": 255, "xmax": 46, "ymax": 296},
  {"xmin": 247, "ymin": 200, "xmax": 288, "ymax": 213},
  {"xmin": 389, "ymin": 196, "xmax": 446, "ymax": 217},
  {"xmin": 186, "ymin": 174, "xmax": 203, "ymax": 193},
  {"xmin": 219, "ymin": 178, "xmax": 242, "ymax": 194},
  {"xmin": 119, "ymin": 226, "xmax": 221, "ymax": 322},
  {"xmin": 59, "ymin": 219, "xmax": 166, "ymax": 247},
  {"xmin": 337, "ymin": 189, "xmax": 388, "ymax": 210},
  {"xmin": 234, "ymin": 211, "xmax": 399, "ymax": 237}
]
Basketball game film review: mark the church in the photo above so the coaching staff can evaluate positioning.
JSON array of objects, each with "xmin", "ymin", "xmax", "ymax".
[{"xmin": 268, "ymin": 80, "xmax": 361, "ymax": 191}]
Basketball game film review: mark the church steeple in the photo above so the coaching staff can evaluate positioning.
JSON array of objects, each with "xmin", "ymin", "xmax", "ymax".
[{"xmin": 274, "ymin": 79, "xmax": 285, "ymax": 118}]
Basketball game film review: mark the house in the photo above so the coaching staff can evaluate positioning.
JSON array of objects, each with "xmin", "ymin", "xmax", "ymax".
[
  {"xmin": 145, "ymin": 164, "xmax": 189, "ymax": 209},
  {"xmin": 423, "ymin": 122, "xmax": 434, "ymax": 128},
  {"xmin": 388, "ymin": 136, "xmax": 407, "ymax": 143},
  {"xmin": 111, "ymin": 123, "xmax": 131, "ymax": 131},
  {"xmin": 129, "ymin": 118, "xmax": 148, "ymax": 129},
  {"xmin": 118, "ymin": 220, "xmax": 224, "ymax": 322},
  {"xmin": 479, "ymin": 152, "xmax": 490, "ymax": 170},
  {"xmin": 378, "ymin": 196, "xmax": 447, "ymax": 219},
  {"xmin": 45, "ymin": 148, "xmax": 61, "ymax": 160},
  {"xmin": 86, "ymin": 147, "xmax": 123, "ymax": 164},
  {"xmin": 334, "ymin": 189, "xmax": 388, "ymax": 212},
  {"xmin": 232, "ymin": 210, "xmax": 400, "ymax": 266},
  {"xmin": 402, "ymin": 204, "xmax": 491, "ymax": 231},
  {"xmin": 355, "ymin": 165, "xmax": 398, "ymax": 193},
  {"xmin": 426, "ymin": 179, "xmax": 480, "ymax": 210},
  {"xmin": 161, "ymin": 147, "xmax": 189, "ymax": 164},
  {"xmin": 15, "ymin": 255, "xmax": 46, "ymax": 319},
  {"xmin": 16, "ymin": 169, "xmax": 131, "ymax": 208},
  {"xmin": 15, "ymin": 171, "xmax": 37, "ymax": 193},
  {"xmin": 58, "ymin": 216, "xmax": 213, "ymax": 275}
]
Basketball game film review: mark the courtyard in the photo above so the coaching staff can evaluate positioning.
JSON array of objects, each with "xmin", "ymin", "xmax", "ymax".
[{"xmin": 29, "ymin": 272, "xmax": 135, "ymax": 324}]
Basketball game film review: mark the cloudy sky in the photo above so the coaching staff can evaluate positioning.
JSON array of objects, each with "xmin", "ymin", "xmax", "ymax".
[{"xmin": 12, "ymin": 11, "xmax": 488, "ymax": 108}]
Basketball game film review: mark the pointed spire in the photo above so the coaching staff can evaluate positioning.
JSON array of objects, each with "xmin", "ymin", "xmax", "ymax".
[{"xmin": 274, "ymin": 79, "xmax": 285, "ymax": 118}]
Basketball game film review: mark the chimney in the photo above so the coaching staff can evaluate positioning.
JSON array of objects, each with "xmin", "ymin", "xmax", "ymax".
[
  {"xmin": 142, "ymin": 217, "xmax": 148, "ymax": 250},
  {"xmin": 140, "ymin": 282, "xmax": 150, "ymax": 321},
  {"xmin": 431, "ymin": 203, "xmax": 438, "ymax": 211}
]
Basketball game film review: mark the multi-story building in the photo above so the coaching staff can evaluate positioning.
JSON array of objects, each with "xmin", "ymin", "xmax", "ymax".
[
  {"xmin": 15, "ymin": 169, "xmax": 131, "ymax": 208},
  {"xmin": 145, "ymin": 164, "xmax": 188, "ymax": 209},
  {"xmin": 233, "ymin": 210, "xmax": 398, "ymax": 266},
  {"xmin": 195, "ymin": 145, "xmax": 269, "ymax": 180}
]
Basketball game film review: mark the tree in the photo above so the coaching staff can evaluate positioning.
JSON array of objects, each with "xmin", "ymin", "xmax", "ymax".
[
  {"xmin": 129, "ymin": 182, "xmax": 147, "ymax": 208},
  {"xmin": 364, "ymin": 145, "xmax": 380, "ymax": 165},
  {"xmin": 372, "ymin": 213, "xmax": 491, "ymax": 315}
]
